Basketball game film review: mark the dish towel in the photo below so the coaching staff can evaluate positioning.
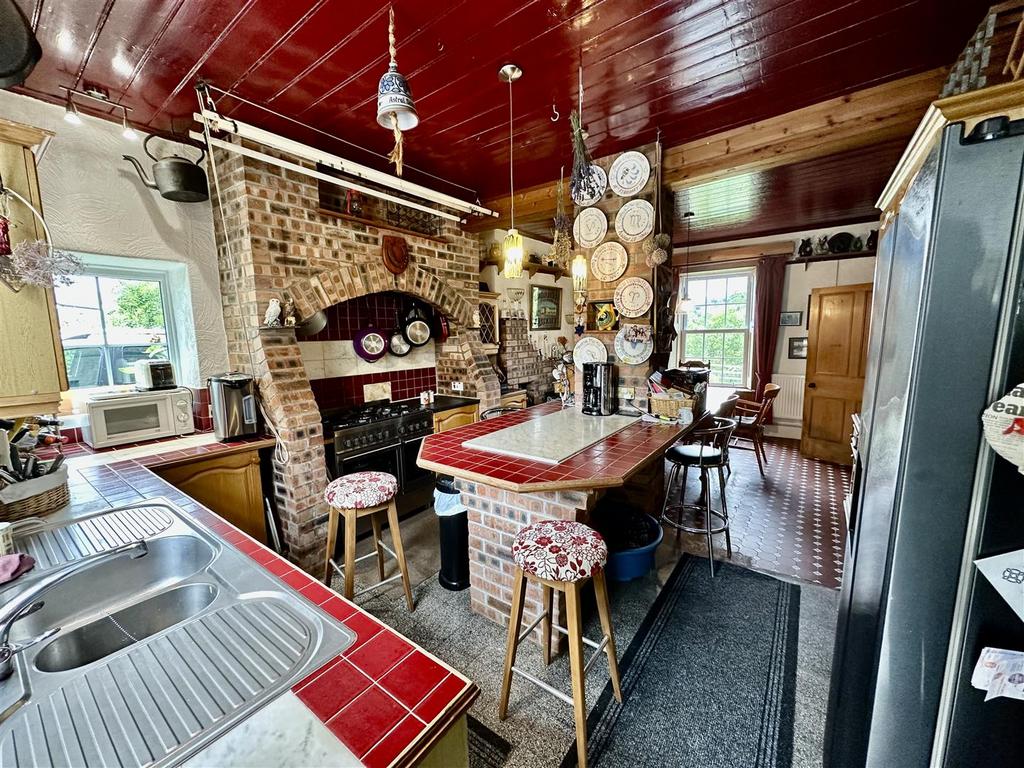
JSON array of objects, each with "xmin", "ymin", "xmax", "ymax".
[{"xmin": 0, "ymin": 554, "xmax": 35, "ymax": 584}]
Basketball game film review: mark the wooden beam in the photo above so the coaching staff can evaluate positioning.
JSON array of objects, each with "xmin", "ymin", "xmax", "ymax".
[
  {"xmin": 663, "ymin": 68, "xmax": 947, "ymax": 190},
  {"xmin": 465, "ymin": 70, "xmax": 946, "ymax": 235},
  {"xmin": 672, "ymin": 240, "xmax": 792, "ymax": 268}
]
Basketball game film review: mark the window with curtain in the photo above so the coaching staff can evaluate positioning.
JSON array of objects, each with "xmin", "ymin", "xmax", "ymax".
[{"xmin": 678, "ymin": 268, "xmax": 755, "ymax": 387}]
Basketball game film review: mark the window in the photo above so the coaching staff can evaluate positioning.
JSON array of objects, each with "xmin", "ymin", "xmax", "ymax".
[
  {"xmin": 678, "ymin": 269, "xmax": 754, "ymax": 387},
  {"xmin": 55, "ymin": 266, "xmax": 176, "ymax": 390}
]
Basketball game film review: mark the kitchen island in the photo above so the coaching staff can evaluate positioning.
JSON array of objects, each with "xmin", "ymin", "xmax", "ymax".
[
  {"xmin": 3, "ymin": 436, "xmax": 476, "ymax": 768},
  {"xmin": 417, "ymin": 402, "xmax": 695, "ymax": 644}
]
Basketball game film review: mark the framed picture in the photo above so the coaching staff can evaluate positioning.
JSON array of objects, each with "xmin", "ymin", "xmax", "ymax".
[
  {"xmin": 780, "ymin": 311, "xmax": 803, "ymax": 327},
  {"xmin": 530, "ymin": 285, "xmax": 562, "ymax": 331},
  {"xmin": 789, "ymin": 337, "xmax": 808, "ymax": 359}
]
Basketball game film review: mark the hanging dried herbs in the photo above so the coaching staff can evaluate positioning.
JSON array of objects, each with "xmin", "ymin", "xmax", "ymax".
[
  {"xmin": 9, "ymin": 240, "xmax": 82, "ymax": 287},
  {"xmin": 569, "ymin": 110, "xmax": 602, "ymax": 204},
  {"xmin": 550, "ymin": 172, "xmax": 571, "ymax": 267}
]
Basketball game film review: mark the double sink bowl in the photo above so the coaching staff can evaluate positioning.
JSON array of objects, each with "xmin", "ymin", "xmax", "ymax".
[{"xmin": 0, "ymin": 501, "xmax": 354, "ymax": 767}]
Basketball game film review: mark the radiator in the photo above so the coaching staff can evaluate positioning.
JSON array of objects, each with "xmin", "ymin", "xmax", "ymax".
[{"xmin": 771, "ymin": 374, "xmax": 805, "ymax": 422}]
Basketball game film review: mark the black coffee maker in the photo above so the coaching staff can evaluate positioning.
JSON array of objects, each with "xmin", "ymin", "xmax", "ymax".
[{"xmin": 582, "ymin": 362, "xmax": 618, "ymax": 416}]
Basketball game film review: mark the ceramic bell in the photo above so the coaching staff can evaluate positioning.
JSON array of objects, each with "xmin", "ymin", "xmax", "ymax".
[{"xmin": 376, "ymin": 63, "xmax": 418, "ymax": 131}]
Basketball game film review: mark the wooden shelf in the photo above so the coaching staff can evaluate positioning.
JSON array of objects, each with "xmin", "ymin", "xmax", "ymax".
[
  {"xmin": 316, "ymin": 208, "xmax": 449, "ymax": 244},
  {"xmin": 790, "ymin": 249, "xmax": 876, "ymax": 265},
  {"xmin": 480, "ymin": 259, "xmax": 568, "ymax": 279}
]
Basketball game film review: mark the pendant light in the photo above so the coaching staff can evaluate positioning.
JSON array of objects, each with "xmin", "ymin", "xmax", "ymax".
[
  {"xmin": 679, "ymin": 211, "xmax": 696, "ymax": 314},
  {"xmin": 500, "ymin": 63, "xmax": 524, "ymax": 280},
  {"xmin": 63, "ymin": 91, "xmax": 82, "ymax": 125},
  {"xmin": 376, "ymin": 6, "xmax": 418, "ymax": 176}
]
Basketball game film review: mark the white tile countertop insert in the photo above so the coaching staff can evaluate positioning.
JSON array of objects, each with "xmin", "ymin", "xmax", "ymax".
[{"xmin": 462, "ymin": 408, "xmax": 640, "ymax": 464}]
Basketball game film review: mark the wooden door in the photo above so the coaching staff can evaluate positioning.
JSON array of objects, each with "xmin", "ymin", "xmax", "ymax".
[{"xmin": 801, "ymin": 283, "xmax": 872, "ymax": 465}]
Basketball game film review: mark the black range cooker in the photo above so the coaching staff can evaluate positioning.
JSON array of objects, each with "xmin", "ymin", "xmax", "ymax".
[{"xmin": 321, "ymin": 399, "xmax": 434, "ymax": 515}]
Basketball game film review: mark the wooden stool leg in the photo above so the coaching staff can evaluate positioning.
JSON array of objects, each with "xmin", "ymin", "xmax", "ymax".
[
  {"xmin": 593, "ymin": 570, "xmax": 622, "ymax": 703},
  {"xmin": 498, "ymin": 567, "xmax": 527, "ymax": 720},
  {"xmin": 386, "ymin": 500, "xmax": 415, "ymax": 611},
  {"xmin": 565, "ymin": 582, "xmax": 589, "ymax": 768},
  {"xmin": 541, "ymin": 583, "xmax": 553, "ymax": 666},
  {"xmin": 370, "ymin": 512, "xmax": 386, "ymax": 582},
  {"xmin": 323, "ymin": 508, "xmax": 339, "ymax": 586},
  {"xmin": 343, "ymin": 509, "xmax": 357, "ymax": 599}
]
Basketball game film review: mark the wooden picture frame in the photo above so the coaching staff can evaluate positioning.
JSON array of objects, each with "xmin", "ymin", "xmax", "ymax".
[
  {"xmin": 530, "ymin": 285, "xmax": 562, "ymax": 331},
  {"xmin": 780, "ymin": 311, "xmax": 803, "ymax": 327},
  {"xmin": 788, "ymin": 336, "xmax": 808, "ymax": 359}
]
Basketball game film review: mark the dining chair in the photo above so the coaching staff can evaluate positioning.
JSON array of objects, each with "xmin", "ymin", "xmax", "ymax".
[
  {"xmin": 716, "ymin": 393, "xmax": 740, "ymax": 419},
  {"xmin": 731, "ymin": 384, "xmax": 781, "ymax": 477}
]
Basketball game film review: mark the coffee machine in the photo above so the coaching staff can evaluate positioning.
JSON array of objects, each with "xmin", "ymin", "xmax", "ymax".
[{"xmin": 582, "ymin": 362, "xmax": 618, "ymax": 416}]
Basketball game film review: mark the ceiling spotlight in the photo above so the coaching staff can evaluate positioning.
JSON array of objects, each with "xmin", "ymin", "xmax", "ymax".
[
  {"xmin": 63, "ymin": 92, "xmax": 81, "ymax": 125},
  {"xmin": 121, "ymin": 113, "xmax": 138, "ymax": 141}
]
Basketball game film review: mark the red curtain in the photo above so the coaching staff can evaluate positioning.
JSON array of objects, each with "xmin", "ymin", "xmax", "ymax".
[{"xmin": 754, "ymin": 255, "xmax": 787, "ymax": 399}]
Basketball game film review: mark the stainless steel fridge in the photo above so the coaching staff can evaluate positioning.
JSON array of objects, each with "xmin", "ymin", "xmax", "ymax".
[{"xmin": 824, "ymin": 114, "xmax": 1024, "ymax": 768}]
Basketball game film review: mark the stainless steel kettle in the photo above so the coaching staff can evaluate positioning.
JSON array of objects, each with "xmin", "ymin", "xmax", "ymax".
[{"xmin": 123, "ymin": 134, "xmax": 209, "ymax": 202}]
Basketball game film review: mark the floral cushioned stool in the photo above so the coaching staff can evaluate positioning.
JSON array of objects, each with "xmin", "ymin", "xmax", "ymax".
[
  {"xmin": 500, "ymin": 519, "xmax": 621, "ymax": 768},
  {"xmin": 322, "ymin": 471, "xmax": 414, "ymax": 611}
]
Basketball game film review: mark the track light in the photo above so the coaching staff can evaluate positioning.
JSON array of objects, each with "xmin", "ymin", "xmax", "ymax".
[{"xmin": 63, "ymin": 92, "xmax": 81, "ymax": 125}]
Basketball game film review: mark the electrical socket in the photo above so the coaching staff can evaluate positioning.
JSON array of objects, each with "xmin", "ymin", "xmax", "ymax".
[
  {"xmin": 452, "ymin": 381, "xmax": 464, "ymax": 392},
  {"xmin": 618, "ymin": 386, "xmax": 636, "ymax": 400}
]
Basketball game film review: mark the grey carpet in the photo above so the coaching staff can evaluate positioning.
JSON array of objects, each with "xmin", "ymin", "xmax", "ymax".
[
  {"xmin": 562, "ymin": 556, "xmax": 800, "ymax": 768},
  {"xmin": 468, "ymin": 715, "xmax": 513, "ymax": 768}
]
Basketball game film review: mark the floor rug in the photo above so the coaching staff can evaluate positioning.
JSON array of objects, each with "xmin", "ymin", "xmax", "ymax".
[
  {"xmin": 561, "ymin": 557, "xmax": 800, "ymax": 767},
  {"xmin": 468, "ymin": 715, "xmax": 514, "ymax": 768}
]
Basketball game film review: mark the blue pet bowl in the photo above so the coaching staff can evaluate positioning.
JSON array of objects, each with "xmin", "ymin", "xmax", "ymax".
[{"xmin": 604, "ymin": 514, "xmax": 664, "ymax": 582}]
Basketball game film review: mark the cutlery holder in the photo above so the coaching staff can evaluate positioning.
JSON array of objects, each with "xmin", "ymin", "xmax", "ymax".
[{"xmin": 0, "ymin": 466, "xmax": 69, "ymax": 522}]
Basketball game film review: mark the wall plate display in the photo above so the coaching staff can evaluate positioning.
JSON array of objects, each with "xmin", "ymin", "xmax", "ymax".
[
  {"xmin": 614, "ymin": 199, "xmax": 655, "ymax": 243},
  {"xmin": 571, "ymin": 164, "xmax": 607, "ymax": 206},
  {"xmin": 591, "ymin": 241, "xmax": 629, "ymax": 282},
  {"xmin": 613, "ymin": 277, "xmax": 654, "ymax": 318},
  {"xmin": 573, "ymin": 207, "xmax": 607, "ymax": 249},
  {"xmin": 573, "ymin": 336, "xmax": 608, "ymax": 371},
  {"xmin": 614, "ymin": 324, "xmax": 654, "ymax": 365},
  {"xmin": 608, "ymin": 151, "xmax": 651, "ymax": 197}
]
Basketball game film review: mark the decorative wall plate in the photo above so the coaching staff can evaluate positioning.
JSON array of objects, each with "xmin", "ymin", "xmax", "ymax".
[
  {"xmin": 614, "ymin": 199, "xmax": 655, "ymax": 243},
  {"xmin": 614, "ymin": 277, "xmax": 654, "ymax": 318},
  {"xmin": 571, "ymin": 164, "xmax": 607, "ymax": 206},
  {"xmin": 608, "ymin": 151, "xmax": 651, "ymax": 197},
  {"xmin": 591, "ymin": 241, "xmax": 628, "ymax": 283},
  {"xmin": 614, "ymin": 324, "xmax": 654, "ymax": 366},
  {"xmin": 573, "ymin": 336, "xmax": 608, "ymax": 372},
  {"xmin": 573, "ymin": 207, "xmax": 607, "ymax": 249}
]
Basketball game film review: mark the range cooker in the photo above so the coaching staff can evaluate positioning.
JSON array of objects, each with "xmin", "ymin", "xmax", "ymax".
[{"xmin": 321, "ymin": 400, "xmax": 435, "ymax": 516}]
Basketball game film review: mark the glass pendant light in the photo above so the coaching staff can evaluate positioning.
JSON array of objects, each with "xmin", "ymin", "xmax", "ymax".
[
  {"xmin": 572, "ymin": 252, "xmax": 587, "ymax": 292},
  {"xmin": 63, "ymin": 91, "xmax": 82, "ymax": 125},
  {"xmin": 499, "ymin": 64, "xmax": 524, "ymax": 280},
  {"xmin": 678, "ymin": 211, "xmax": 695, "ymax": 314}
]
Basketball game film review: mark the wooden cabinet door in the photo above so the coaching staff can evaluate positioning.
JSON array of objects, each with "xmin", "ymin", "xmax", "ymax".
[
  {"xmin": 433, "ymin": 406, "xmax": 477, "ymax": 433},
  {"xmin": 500, "ymin": 391, "xmax": 527, "ymax": 409},
  {"xmin": 800, "ymin": 283, "xmax": 872, "ymax": 465},
  {"xmin": 0, "ymin": 134, "xmax": 67, "ymax": 417},
  {"xmin": 155, "ymin": 450, "xmax": 267, "ymax": 542}
]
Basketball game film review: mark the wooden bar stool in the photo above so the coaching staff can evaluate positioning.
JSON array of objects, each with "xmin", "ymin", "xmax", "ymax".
[
  {"xmin": 322, "ymin": 471, "xmax": 414, "ymax": 611},
  {"xmin": 498, "ymin": 520, "xmax": 622, "ymax": 768}
]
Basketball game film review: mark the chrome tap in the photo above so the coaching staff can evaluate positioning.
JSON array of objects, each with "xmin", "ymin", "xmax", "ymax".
[{"xmin": 0, "ymin": 540, "xmax": 149, "ymax": 681}]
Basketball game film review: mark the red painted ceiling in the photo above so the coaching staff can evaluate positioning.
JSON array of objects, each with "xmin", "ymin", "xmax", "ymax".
[
  {"xmin": 10, "ymin": 0, "xmax": 990, "ymax": 209},
  {"xmin": 673, "ymin": 138, "xmax": 907, "ymax": 246}
]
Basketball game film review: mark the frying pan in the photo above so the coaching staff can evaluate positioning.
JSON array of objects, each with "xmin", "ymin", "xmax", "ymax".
[
  {"xmin": 389, "ymin": 310, "xmax": 411, "ymax": 357},
  {"xmin": 402, "ymin": 302, "xmax": 432, "ymax": 347},
  {"xmin": 353, "ymin": 325, "xmax": 387, "ymax": 363}
]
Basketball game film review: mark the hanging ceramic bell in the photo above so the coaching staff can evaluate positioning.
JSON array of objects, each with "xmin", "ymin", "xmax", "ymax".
[{"xmin": 377, "ymin": 8, "xmax": 418, "ymax": 176}]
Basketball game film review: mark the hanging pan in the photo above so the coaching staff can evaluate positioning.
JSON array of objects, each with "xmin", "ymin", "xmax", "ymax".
[
  {"xmin": 353, "ymin": 324, "xmax": 387, "ymax": 363},
  {"xmin": 389, "ymin": 310, "xmax": 412, "ymax": 357},
  {"xmin": 402, "ymin": 302, "xmax": 432, "ymax": 347}
]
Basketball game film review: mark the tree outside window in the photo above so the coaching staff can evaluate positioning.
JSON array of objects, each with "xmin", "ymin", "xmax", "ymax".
[{"xmin": 679, "ymin": 270, "xmax": 754, "ymax": 387}]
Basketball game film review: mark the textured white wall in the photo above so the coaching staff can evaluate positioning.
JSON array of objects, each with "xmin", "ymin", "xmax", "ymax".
[{"xmin": 0, "ymin": 90, "xmax": 228, "ymax": 386}]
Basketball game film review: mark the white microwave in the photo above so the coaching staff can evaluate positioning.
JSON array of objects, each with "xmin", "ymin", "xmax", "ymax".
[{"xmin": 82, "ymin": 388, "xmax": 195, "ymax": 449}]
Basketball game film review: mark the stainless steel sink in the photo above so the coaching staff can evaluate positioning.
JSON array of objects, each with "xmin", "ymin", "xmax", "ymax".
[{"xmin": 0, "ymin": 500, "xmax": 355, "ymax": 767}]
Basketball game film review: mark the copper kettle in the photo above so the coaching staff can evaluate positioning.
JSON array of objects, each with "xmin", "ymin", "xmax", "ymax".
[{"xmin": 123, "ymin": 134, "xmax": 208, "ymax": 203}]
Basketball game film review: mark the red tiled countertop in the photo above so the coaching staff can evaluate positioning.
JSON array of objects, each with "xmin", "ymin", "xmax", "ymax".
[
  {"xmin": 417, "ymin": 401, "xmax": 690, "ymax": 492},
  {"xmin": 55, "ymin": 437, "xmax": 477, "ymax": 768}
]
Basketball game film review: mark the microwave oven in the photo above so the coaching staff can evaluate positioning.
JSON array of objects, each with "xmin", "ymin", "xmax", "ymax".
[{"xmin": 82, "ymin": 388, "xmax": 195, "ymax": 449}]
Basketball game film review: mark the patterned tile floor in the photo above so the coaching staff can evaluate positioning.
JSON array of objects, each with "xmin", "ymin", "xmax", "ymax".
[{"xmin": 662, "ymin": 438, "xmax": 849, "ymax": 589}]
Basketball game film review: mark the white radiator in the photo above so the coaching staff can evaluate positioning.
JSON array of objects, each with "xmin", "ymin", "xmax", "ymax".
[{"xmin": 770, "ymin": 374, "xmax": 805, "ymax": 422}]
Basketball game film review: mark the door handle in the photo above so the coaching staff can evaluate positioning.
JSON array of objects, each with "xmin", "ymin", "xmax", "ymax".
[{"xmin": 807, "ymin": 382, "xmax": 817, "ymax": 389}]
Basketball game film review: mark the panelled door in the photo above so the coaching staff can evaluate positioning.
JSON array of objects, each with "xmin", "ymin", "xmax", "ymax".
[{"xmin": 800, "ymin": 283, "xmax": 872, "ymax": 464}]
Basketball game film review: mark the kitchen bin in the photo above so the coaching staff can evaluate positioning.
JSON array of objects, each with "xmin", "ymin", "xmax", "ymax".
[{"xmin": 434, "ymin": 475, "xmax": 469, "ymax": 591}]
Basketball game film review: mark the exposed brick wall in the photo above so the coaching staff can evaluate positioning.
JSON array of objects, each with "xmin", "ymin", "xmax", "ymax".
[
  {"xmin": 456, "ymin": 479, "xmax": 598, "ymax": 653},
  {"xmin": 498, "ymin": 316, "xmax": 544, "ymax": 387},
  {"xmin": 210, "ymin": 137, "xmax": 499, "ymax": 572}
]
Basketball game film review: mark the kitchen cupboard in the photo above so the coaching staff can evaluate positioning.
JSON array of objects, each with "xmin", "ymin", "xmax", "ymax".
[
  {"xmin": 499, "ymin": 390, "xmax": 528, "ymax": 409},
  {"xmin": 433, "ymin": 404, "xmax": 478, "ymax": 433},
  {"xmin": 0, "ymin": 119, "xmax": 67, "ymax": 418},
  {"xmin": 154, "ymin": 447, "xmax": 268, "ymax": 542}
]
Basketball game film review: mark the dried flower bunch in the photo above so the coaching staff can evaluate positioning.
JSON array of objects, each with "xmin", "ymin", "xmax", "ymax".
[
  {"xmin": 551, "ymin": 175, "xmax": 572, "ymax": 267},
  {"xmin": 569, "ymin": 110, "xmax": 602, "ymax": 204},
  {"xmin": 8, "ymin": 239, "xmax": 82, "ymax": 287}
]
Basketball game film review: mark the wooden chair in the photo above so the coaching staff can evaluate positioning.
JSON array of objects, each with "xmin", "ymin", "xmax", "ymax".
[
  {"xmin": 716, "ymin": 393, "xmax": 740, "ymax": 419},
  {"xmin": 732, "ymin": 384, "xmax": 781, "ymax": 477}
]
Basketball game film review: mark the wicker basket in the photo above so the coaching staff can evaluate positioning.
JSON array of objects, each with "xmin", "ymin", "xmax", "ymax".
[
  {"xmin": 0, "ymin": 468, "xmax": 70, "ymax": 522},
  {"xmin": 649, "ymin": 392, "xmax": 695, "ymax": 419}
]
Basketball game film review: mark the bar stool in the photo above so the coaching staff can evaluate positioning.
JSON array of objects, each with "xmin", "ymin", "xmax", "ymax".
[
  {"xmin": 499, "ymin": 520, "xmax": 622, "ymax": 768},
  {"xmin": 322, "ymin": 471, "xmax": 414, "ymax": 611},
  {"xmin": 660, "ymin": 417, "xmax": 736, "ymax": 577}
]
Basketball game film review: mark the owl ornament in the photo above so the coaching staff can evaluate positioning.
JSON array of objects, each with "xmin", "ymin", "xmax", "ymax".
[
  {"xmin": 981, "ymin": 383, "xmax": 1024, "ymax": 474},
  {"xmin": 263, "ymin": 298, "xmax": 282, "ymax": 327}
]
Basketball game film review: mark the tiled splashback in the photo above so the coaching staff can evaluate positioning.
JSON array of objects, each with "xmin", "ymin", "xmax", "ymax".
[{"xmin": 299, "ymin": 292, "xmax": 438, "ymax": 411}]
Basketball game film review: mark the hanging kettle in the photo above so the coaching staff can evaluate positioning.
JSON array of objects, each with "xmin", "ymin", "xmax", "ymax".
[{"xmin": 123, "ymin": 134, "xmax": 209, "ymax": 202}]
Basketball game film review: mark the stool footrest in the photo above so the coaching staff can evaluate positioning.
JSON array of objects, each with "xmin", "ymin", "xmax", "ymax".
[{"xmin": 511, "ymin": 666, "xmax": 574, "ymax": 706}]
